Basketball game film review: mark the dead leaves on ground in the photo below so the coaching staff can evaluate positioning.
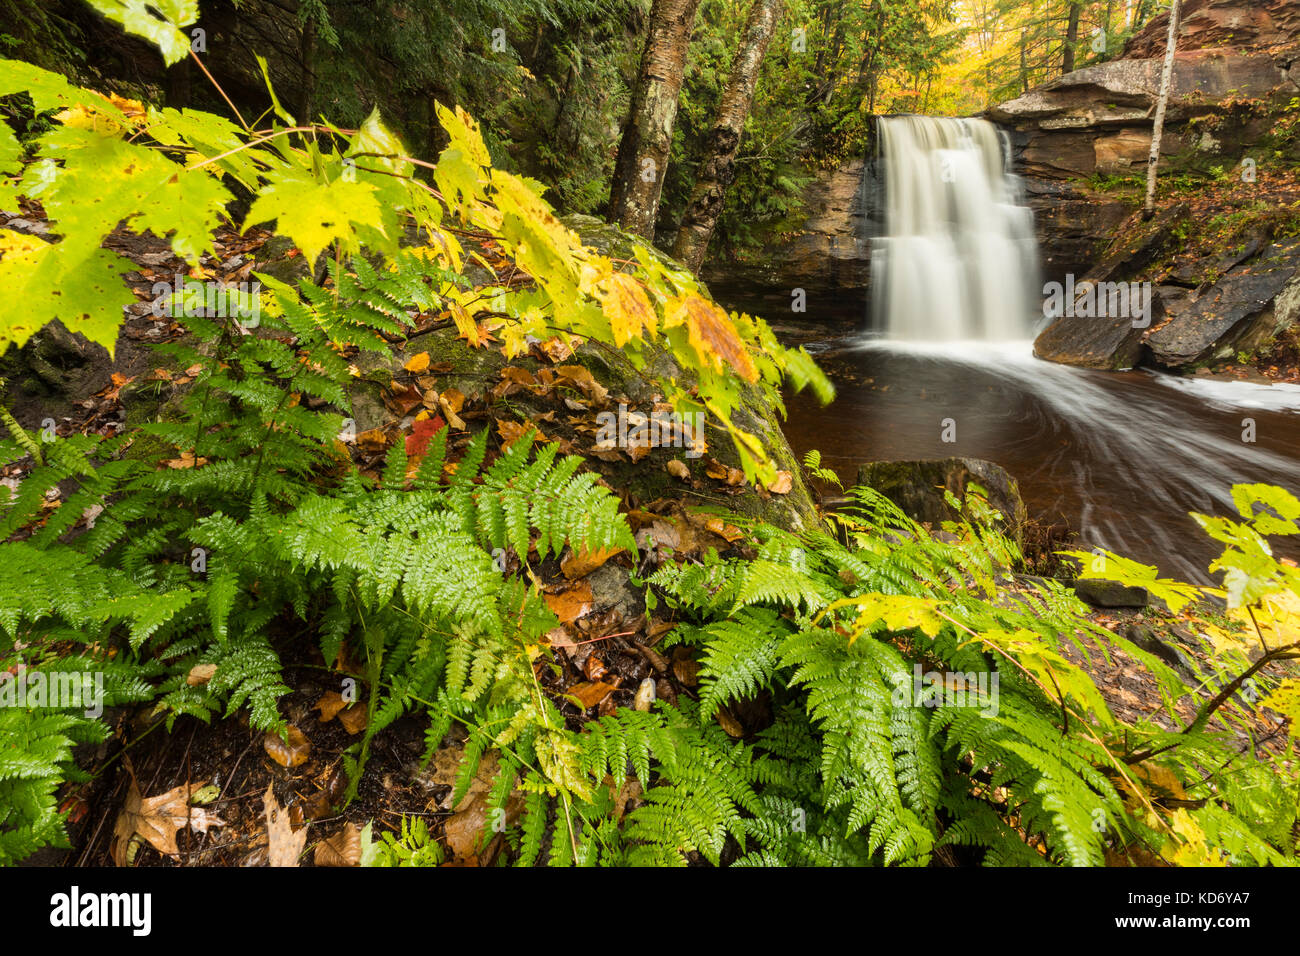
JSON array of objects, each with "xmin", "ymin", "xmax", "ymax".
[
  {"xmin": 315, "ymin": 691, "xmax": 368, "ymax": 735},
  {"xmin": 112, "ymin": 766, "xmax": 226, "ymax": 866},
  {"xmin": 264, "ymin": 785, "xmax": 306, "ymax": 867}
]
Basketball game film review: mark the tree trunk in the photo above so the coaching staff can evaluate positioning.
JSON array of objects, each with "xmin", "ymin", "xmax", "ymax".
[
  {"xmin": 607, "ymin": 0, "xmax": 702, "ymax": 240},
  {"xmin": 1062, "ymin": 1, "xmax": 1082, "ymax": 74},
  {"xmin": 670, "ymin": 0, "xmax": 783, "ymax": 271},
  {"xmin": 1019, "ymin": 29, "xmax": 1030, "ymax": 93},
  {"xmin": 1145, "ymin": 0, "xmax": 1181, "ymax": 218}
]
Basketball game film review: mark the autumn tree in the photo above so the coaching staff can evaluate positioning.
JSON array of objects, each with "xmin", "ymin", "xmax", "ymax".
[
  {"xmin": 671, "ymin": 0, "xmax": 783, "ymax": 271},
  {"xmin": 607, "ymin": 0, "xmax": 702, "ymax": 239}
]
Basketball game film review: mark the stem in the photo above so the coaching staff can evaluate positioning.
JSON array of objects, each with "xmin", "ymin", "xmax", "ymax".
[{"xmin": 1125, "ymin": 640, "xmax": 1300, "ymax": 764}]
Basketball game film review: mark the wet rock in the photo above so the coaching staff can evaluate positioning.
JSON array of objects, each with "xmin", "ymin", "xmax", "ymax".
[
  {"xmin": 699, "ymin": 159, "xmax": 872, "ymax": 309},
  {"xmin": 1146, "ymin": 242, "xmax": 1300, "ymax": 367},
  {"xmin": 1124, "ymin": 624, "xmax": 1198, "ymax": 680},
  {"xmin": 1034, "ymin": 309, "xmax": 1152, "ymax": 371},
  {"xmin": 1074, "ymin": 579, "xmax": 1149, "ymax": 608},
  {"xmin": 854, "ymin": 458, "xmax": 1027, "ymax": 538}
]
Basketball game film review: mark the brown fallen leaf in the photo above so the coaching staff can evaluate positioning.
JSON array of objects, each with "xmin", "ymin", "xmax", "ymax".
[
  {"xmin": 263, "ymin": 725, "xmax": 312, "ymax": 768},
  {"xmin": 672, "ymin": 657, "xmax": 700, "ymax": 687},
  {"xmin": 567, "ymin": 680, "xmax": 619, "ymax": 710},
  {"xmin": 560, "ymin": 545, "xmax": 623, "ymax": 580},
  {"xmin": 337, "ymin": 704, "xmax": 368, "ymax": 735},
  {"xmin": 553, "ymin": 365, "xmax": 609, "ymax": 404},
  {"xmin": 112, "ymin": 769, "xmax": 226, "ymax": 866},
  {"xmin": 314, "ymin": 822, "xmax": 362, "ymax": 867},
  {"xmin": 545, "ymin": 626, "xmax": 577, "ymax": 649},
  {"xmin": 715, "ymin": 708, "xmax": 744, "ymax": 738},
  {"xmin": 544, "ymin": 581, "xmax": 594, "ymax": 624},
  {"xmin": 264, "ymin": 785, "xmax": 306, "ymax": 867},
  {"xmin": 315, "ymin": 691, "xmax": 349, "ymax": 723},
  {"xmin": 497, "ymin": 418, "xmax": 544, "ymax": 451},
  {"xmin": 767, "ymin": 470, "xmax": 794, "ymax": 495},
  {"xmin": 186, "ymin": 662, "xmax": 218, "ymax": 686}
]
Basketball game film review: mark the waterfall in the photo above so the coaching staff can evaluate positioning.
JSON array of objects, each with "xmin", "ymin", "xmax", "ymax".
[{"xmin": 872, "ymin": 116, "xmax": 1039, "ymax": 341}]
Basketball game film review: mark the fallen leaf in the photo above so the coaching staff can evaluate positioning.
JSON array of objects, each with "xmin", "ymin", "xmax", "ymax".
[
  {"xmin": 767, "ymin": 470, "xmax": 794, "ymax": 495},
  {"xmin": 315, "ymin": 691, "xmax": 349, "ymax": 723},
  {"xmin": 405, "ymin": 415, "xmax": 446, "ymax": 460},
  {"xmin": 672, "ymin": 658, "xmax": 700, "ymax": 687},
  {"xmin": 553, "ymin": 365, "xmax": 609, "ymax": 405},
  {"xmin": 337, "ymin": 704, "xmax": 368, "ymax": 735},
  {"xmin": 386, "ymin": 382, "xmax": 424, "ymax": 416},
  {"xmin": 112, "ymin": 770, "xmax": 226, "ymax": 866},
  {"xmin": 583, "ymin": 655, "xmax": 609, "ymax": 681},
  {"xmin": 705, "ymin": 517, "xmax": 745, "ymax": 543},
  {"xmin": 544, "ymin": 581, "xmax": 593, "ymax": 624},
  {"xmin": 567, "ymin": 681, "xmax": 619, "ymax": 710},
  {"xmin": 716, "ymin": 708, "xmax": 744, "ymax": 738},
  {"xmin": 403, "ymin": 351, "xmax": 431, "ymax": 373},
  {"xmin": 263, "ymin": 725, "xmax": 311, "ymax": 768},
  {"xmin": 186, "ymin": 663, "xmax": 218, "ymax": 686},
  {"xmin": 560, "ymin": 545, "xmax": 623, "ymax": 580},
  {"xmin": 497, "ymin": 418, "xmax": 543, "ymax": 451},
  {"xmin": 314, "ymin": 822, "xmax": 362, "ymax": 867},
  {"xmin": 545, "ymin": 626, "xmax": 577, "ymax": 649},
  {"xmin": 264, "ymin": 785, "xmax": 306, "ymax": 867}
]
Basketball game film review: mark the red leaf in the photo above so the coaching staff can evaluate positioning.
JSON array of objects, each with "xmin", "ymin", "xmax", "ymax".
[{"xmin": 405, "ymin": 415, "xmax": 446, "ymax": 459}]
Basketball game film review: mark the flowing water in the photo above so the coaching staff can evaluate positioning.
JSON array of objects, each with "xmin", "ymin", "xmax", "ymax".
[
  {"xmin": 721, "ymin": 115, "xmax": 1300, "ymax": 584},
  {"xmin": 872, "ymin": 116, "xmax": 1039, "ymax": 341}
]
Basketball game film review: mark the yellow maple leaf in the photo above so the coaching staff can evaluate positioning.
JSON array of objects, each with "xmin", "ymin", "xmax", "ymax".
[
  {"xmin": 598, "ymin": 272, "xmax": 657, "ymax": 347},
  {"xmin": 664, "ymin": 294, "xmax": 757, "ymax": 382}
]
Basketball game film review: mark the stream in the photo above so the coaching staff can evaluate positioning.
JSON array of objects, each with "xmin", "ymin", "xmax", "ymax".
[{"xmin": 771, "ymin": 328, "xmax": 1300, "ymax": 584}]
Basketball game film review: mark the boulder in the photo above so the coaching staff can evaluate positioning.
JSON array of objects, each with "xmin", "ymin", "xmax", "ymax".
[
  {"xmin": 1074, "ymin": 579, "xmax": 1149, "ymax": 608},
  {"xmin": 1146, "ymin": 242, "xmax": 1300, "ymax": 366},
  {"xmin": 854, "ymin": 458, "xmax": 1027, "ymax": 538},
  {"xmin": 1034, "ymin": 204, "xmax": 1189, "ymax": 369}
]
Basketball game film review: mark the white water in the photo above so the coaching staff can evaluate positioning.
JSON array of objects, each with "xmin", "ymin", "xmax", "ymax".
[{"xmin": 872, "ymin": 116, "xmax": 1039, "ymax": 341}]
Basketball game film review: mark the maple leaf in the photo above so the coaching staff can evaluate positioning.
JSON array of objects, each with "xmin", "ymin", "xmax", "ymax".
[
  {"xmin": 664, "ymin": 294, "xmax": 757, "ymax": 382},
  {"xmin": 245, "ymin": 172, "xmax": 383, "ymax": 265},
  {"xmin": 112, "ymin": 774, "xmax": 226, "ymax": 866},
  {"xmin": 598, "ymin": 272, "xmax": 657, "ymax": 347},
  {"xmin": 405, "ymin": 415, "xmax": 446, "ymax": 459}
]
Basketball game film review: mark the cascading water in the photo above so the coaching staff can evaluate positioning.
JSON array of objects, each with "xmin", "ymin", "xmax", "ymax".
[
  {"xmin": 872, "ymin": 116, "xmax": 1039, "ymax": 340},
  {"xmin": 755, "ymin": 113, "xmax": 1300, "ymax": 581}
]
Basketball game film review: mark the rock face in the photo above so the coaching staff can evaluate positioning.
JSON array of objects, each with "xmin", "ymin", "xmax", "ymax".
[
  {"xmin": 702, "ymin": 159, "xmax": 872, "ymax": 311},
  {"xmin": 991, "ymin": 0, "xmax": 1300, "ymax": 287},
  {"xmin": 854, "ymin": 458, "xmax": 1027, "ymax": 537},
  {"xmin": 1146, "ymin": 242, "xmax": 1300, "ymax": 366}
]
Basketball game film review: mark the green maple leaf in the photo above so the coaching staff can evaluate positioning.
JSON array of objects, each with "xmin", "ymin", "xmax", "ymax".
[
  {"xmin": 34, "ymin": 126, "xmax": 228, "ymax": 262},
  {"xmin": 0, "ymin": 59, "xmax": 127, "ymax": 120},
  {"xmin": 84, "ymin": 0, "xmax": 199, "ymax": 66},
  {"xmin": 245, "ymin": 173, "xmax": 383, "ymax": 265},
  {"xmin": 0, "ymin": 234, "xmax": 135, "ymax": 356}
]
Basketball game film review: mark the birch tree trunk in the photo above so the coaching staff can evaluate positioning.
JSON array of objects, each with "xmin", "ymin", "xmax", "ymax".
[
  {"xmin": 670, "ymin": 0, "xmax": 784, "ymax": 271},
  {"xmin": 607, "ymin": 0, "xmax": 701, "ymax": 240},
  {"xmin": 1145, "ymin": 0, "xmax": 1181, "ymax": 218}
]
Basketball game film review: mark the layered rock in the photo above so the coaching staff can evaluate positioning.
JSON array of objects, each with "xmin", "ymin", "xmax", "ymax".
[
  {"xmin": 701, "ymin": 158, "xmax": 872, "ymax": 314},
  {"xmin": 992, "ymin": 0, "xmax": 1300, "ymax": 287}
]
